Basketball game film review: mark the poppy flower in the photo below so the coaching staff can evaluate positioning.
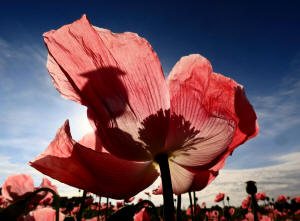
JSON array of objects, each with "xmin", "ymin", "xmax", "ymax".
[
  {"xmin": 294, "ymin": 196, "xmax": 300, "ymax": 203},
  {"xmin": 134, "ymin": 208, "xmax": 151, "ymax": 221},
  {"xmin": 229, "ymin": 207, "xmax": 235, "ymax": 216},
  {"xmin": 1, "ymin": 174, "xmax": 34, "ymax": 203},
  {"xmin": 276, "ymin": 194, "xmax": 288, "ymax": 203},
  {"xmin": 30, "ymin": 15, "xmax": 258, "ymax": 199},
  {"xmin": 23, "ymin": 207, "xmax": 65, "ymax": 221},
  {"xmin": 255, "ymin": 192, "xmax": 267, "ymax": 201},
  {"xmin": 1, "ymin": 174, "xmax": 58, "ymax": 208},
  {"xmin": 214, "ymin": 193, "xmax": 225, "ymax": 203},
  {"xmin": 241, "ymin": 196, "xmax": 251, "ymax": 209}
]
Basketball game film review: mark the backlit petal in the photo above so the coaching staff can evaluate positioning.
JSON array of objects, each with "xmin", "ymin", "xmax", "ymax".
[
  {"xmin": 78, "ymin": 131, "xmax": 104, "ymax": 152},
  {"xmin": 44, "ymin": 15, "xmax": 169, "ymax": 160},
  {"xmin": 169, "ymin": 160, "xmax": 194, "ymax": 195},
  {"xmin": 30, "ymin": 121, "xmax": 159, "ymax": 199},
  {"xmin": 189, "ymin": 169, "xmax": 219, "ymax": 192},
  {"xmin": 167, "ymin": 54, "xmax": 257, "ymax": 169}
]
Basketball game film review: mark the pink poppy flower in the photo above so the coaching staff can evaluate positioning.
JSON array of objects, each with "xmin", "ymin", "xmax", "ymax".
[
  {"xmin": 37, "ymin": 177, "xmax": 58, "ymax": 206},
  {"xmin": 71, "ymin": 206, "xmax": 80, "ymax": 215},
  {"xmin": 214, "ymin": 193, "xmax": 225, "ymax": 203},
  {"xmin": 23, "ymin": 207, "xmax": 64, "ymax": 221},
  {"xmin": 260, "ymin": 215, "xmax": 271, "ymax": 221},
  {"xmin": 294, "ymin": 196, "xmax": 300, "ymax": 203},
  {"xmin": 0, "ymin": 195, "xmax": 6, "ymax": 208},
  {"xmin": 1, "ymin": 174, "xmax": 34, "ymax": 203},
  {"xmin": 186, "ymin": 207, "xmax": 192, "ymax": 217},
  {"xmin": 276, "ymin": 194, "xmax": 288, "ymax": 203},
  {"xmin": 125, "ymin": 196, "xmax": 135, "ymax": 203},
  {"xmin": 30, "ymin": 15, "xmax": 258, "ymax": 199},
  {"xmin": 255, "ymin": 192, "xmax": 267, "ymax": 201},
  {"xmin": 244, "ymin": 212, "xmax": 254, "ymax": 221},
  {"xmin": 134, "ymin": 208, "xmax": 151, "ymax": 221},
  {"xmin": 241, "ymin": 197, "xmax": 250, "ymax": 209},
  {"xmin": 229, "ymin": 207, "xmax": 235, "ymax": 216}
]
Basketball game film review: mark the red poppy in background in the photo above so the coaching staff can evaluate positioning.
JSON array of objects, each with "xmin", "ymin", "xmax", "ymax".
[
  {"xmin": 134, "ymin": 208, "xmax": 151, "ymax": 221},
  {"xmin": 214, "ymin": 193, "xmax": 225, "ymax": 203},
  {"xmin": 241, "ymin": 195, "xmax": 251, "ymax": 209},
  {"xmin": 1, "ymin": 174, "xmax": 57, "ymax": 206},
  {"xmin": 277, "ymin": 194, "xmax": 288, "ymax": 203},
  {"xmin": 23, "ymin": 207, "xmax": 65, "ymax": 221},
  {"xmin": 256, "ymin": 192, "xmax": 267, "ymax": 201},
  {"xmin": 30, "ymin": 15, "xmax": 258, "ymax": 199},
  {"xmin": 1, "ymin": 174, "xmax": 34, "ymax": 203}
]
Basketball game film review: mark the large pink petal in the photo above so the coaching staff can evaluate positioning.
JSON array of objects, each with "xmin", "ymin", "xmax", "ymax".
[
  {"xmin": 78, "ymin": 131, "xmax": 104, "ymax": 152},
  {"xmin": 153, "ymin": 160, "xmax": 194, "ymax": 195},
  {"xmin": 30, "ymin": 121, "xmax": 159, "ymax": 199},
  {"xmin": 1, "ymin": 174, "xmax": 34, "ymax": 202},
  {"xmin": 44, "ymin": 15, "xmax": 170, "ymax": 160},
  {"xmin": 169, "ymin": 161, "xmax": 194, "ymax": 195},
  {"xmin": 166, "ymin": 54, "xmax": 258, "ymax": 169},
  {"xmin": 189, "ymin": 169, "xmax": 218, "ymax": 192}
]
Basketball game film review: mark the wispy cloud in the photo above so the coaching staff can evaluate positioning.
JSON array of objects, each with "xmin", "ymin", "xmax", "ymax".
[
  {"xmin": 187, "ymin": 151, "xmax": 300, "ymax": 207},
  {"xmin": 253, "ymin": 78, "xmax": 300, "ymax": 138}
]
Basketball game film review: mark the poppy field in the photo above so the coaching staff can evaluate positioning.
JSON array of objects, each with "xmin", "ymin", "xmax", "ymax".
[
  {"xmin": 0, "ymin": 9, "xmax": 299, "ymax": 221},
  {"xmin": 1, "ymin": 173, "xmax": 300, "ymax": 220}
]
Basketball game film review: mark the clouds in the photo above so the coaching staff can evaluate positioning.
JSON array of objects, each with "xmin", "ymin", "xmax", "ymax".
[
  {"xmin": 253, "ymin": 77, "xmax": 300, "ymax": 138},
  {"xmin": 180, "ymin": 151, "xmax": 300, "ymax": 207}
]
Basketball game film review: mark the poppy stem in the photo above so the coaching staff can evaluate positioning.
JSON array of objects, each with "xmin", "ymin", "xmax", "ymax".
[
  {"xmin": 188, "ymin": 191, "xmax": 194, "ymax": 221},
  {"xmin": 193, "ymin": 191, "xmax": 197, "ymax": 218},
  {"xmin": 77, "ymin": 190, "xmax": 87, "ymax": 221},
  {"xmin": 176, "ymin": 195, "xmax": 182, "ymax": 221},
  {"xmin": 156, "ymin": 154, "xmax": 175, "ymax": 221},
  {"xmin": 97, "ymin": 196, "xmax": 101, "ymax": 221},
  {"xmin": 106, "ymin": 197, "xmax": 109, "ymax": 219}
]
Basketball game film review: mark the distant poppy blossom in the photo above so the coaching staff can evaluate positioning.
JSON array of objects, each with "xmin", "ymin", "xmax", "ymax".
[
  {"xmin": 277, "ymin": 194, "xmax": 288, "ymax": 203},
  {"xmin": 241, "ymin": 196, "xmax": 251, "ymax": 209},
  {"xmin": 256, "ymin": 192, "xmax": 267, "ymax": 201},
  {"xmin": 134, "ymin": 208, "xmax": 151, "ymax": 221},
  {"xmin": 1, "ymin": 174, "xmax": 57, "ymax": 207},
  {"xmin": 215, "ymin": 193, "xmax": 225, "ymax": 203},
  {"xmin": 229, "ymin": 207, "xmax": 235, "ymax": 216},
  {"xmin": 1, "ymin": 174, "xmax": 34, "ymax": 203},
  {"xmin": 30, "ymin": 15, "xmax": 258, "ymax": 199},
  {"xmin": 23, "ymin": 207, "xmax": 65, "ymax": 221},
  {"xmin": 294, "ymin": 196, "xmax": 300, "ymax": 203}
]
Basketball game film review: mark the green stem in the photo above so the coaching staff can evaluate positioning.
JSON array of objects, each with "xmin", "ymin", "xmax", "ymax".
[
  {"xmin": 76, "ymin": 190, "xmax": 87, "ymax": 221},
  {"xmin": 193, "ymin": 192, "xmax": 197, "ymax": 218},
  {"xmin": 251, "ymin": 194, "xmax": 258, "ymax": 221},
  {"xmin": 106, "ymin": 197, "xmax": 109, "ymax": 219},
  {"xmin": 97, "ymin": 196, "xmax": 101, "ymax": 221},
  {"xmin": 156, "ymin": 154, "xmax": 175, "ymax": 221},
  {"xmin": 188, "ymin": 192, "xmax": 194, "ymax": 221},
  {"xmin": 176, "ymin": 195, "xmax": 182, "ymax": 221}
]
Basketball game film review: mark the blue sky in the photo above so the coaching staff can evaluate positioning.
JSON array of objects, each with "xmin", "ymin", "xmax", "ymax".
[{"xmin": 1, "ymin": 1, "xmax": 300, "ymax": 206}]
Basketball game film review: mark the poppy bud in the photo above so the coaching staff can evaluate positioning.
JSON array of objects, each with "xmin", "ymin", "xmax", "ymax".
[{"xmin": 246, "ymin": 181, "xmax": 257, "ymax": 195}]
